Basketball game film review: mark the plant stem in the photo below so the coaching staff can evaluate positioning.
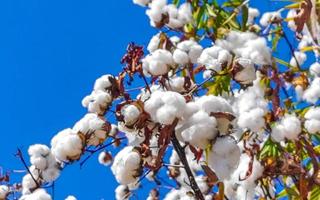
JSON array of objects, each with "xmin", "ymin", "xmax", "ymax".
[{"xmin": 171, "ymin": 133, "xmax": 205, "ymax": 200}]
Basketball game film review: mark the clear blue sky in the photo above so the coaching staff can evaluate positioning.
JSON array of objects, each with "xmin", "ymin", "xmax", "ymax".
[{"xmin": 0, "ymin": 0, "xmax": 293, "ymax": 199}]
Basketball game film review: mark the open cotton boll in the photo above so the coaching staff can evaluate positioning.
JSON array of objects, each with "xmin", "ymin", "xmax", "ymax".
[
  {"xmin": 142, "ymin": 49, "xmax": 174, "ymax": 76},
  {"xmin": 65, "ymin": 195, "xmax": 77, "ymax": 200},
  {"xmin": 147, "ymin": 33, "xmax": 160, "ymax": 53},
  {"xmin": 303, "ymin": 77, "xmax": 320, "ymax": 103},
  {"xmin": 259, "ymin": 11, "xmax": 282, "ymax": 26},
  {"xmin": 82, "ymin": 90, "xmax": 113, "ymax": 115},
  {"xmin": 304, "ymin": 107, "xmax": 320, "ymax": 134},
  {"xmin": 144, "ymin": 90, "xmax": 187, "ymax": 125},
  {"xmin": 121, "ymin": 104, "xmax": 141, "ymax": 126},
  {"xmin": 98, "ymin": 151, "xmax": 112, "ymax": 166},
  {"xmin": 19, "ymin": 188, "xmax": 52, "ymax": 200},
  {"xmin": 93, "ymin": 74, "xmax": 114, "ymax": 92},
  {"xmin": 290, "ymin": 51, "xmax": 306, "ymax": 67},
  {"xmin": 216, "ymin": 31, "xmax": 271, "ymax": 65},
  {"xmin": 173, "ymin": 49, "xmax": 189, "ymax": 64},
  {"xmin": 115, "ymin": 185, "xmax": 130, "ymax": 200},
  {"xmin": 118, "ymin": 123, "xmax": 145, "ymax": 146},
  {"xmin": 111, "ymin": 146, "xmax": 141, "ymax": 185},
  {"xmin": 177, "ymin": 110, "xmax": 218, "ymax": 149},
  {"xmin": 233, "ymin": 58, "xmax": 256, "ymax": 84},
  {"xmin": 271, "ymin": 114, "xmax": 301, "ymax": 142},
  {"xmin": 73, "ymin": 113, "xmax": 109, "ymax": 146},
  {"xmin": 309, "ymin": 62, "xmax": 320, "ymax": 77},
  {"xmin": 173, "ymin": 40, "xmax": 203, "ymax": 64},
  {"xmin": 0, "ymin": 185, "xmax": 9, "ymax": 199},
  {"xmin": 247, "ymin": 8, "xmax": 260, "ymax": 24},
  {"xmin": 198, "ymin": 46, "xmax": 232, "ymax": 72},
  {"xmin": 145, "ymin": 0, "xmax": 167, "ymax": 27},
  {"xmin": 51, "ymin": 128, "xmax": 83, "ymax": 162},
  {"xmin": 28, "ymin": 144, "xmax": 51, "ymax": 170},
  {"xmin": 165, "ymin": 76, "xmax": 194, "ymax": 93},
  {"xmin": 208, "ymin": 136, "xmax": 240, "ymax": 180},
  {"xmin": 133, "ymin": 0, "xmax": 150, "ymax": 7},
  {"xmin": 177, "ymin": 3, "xmax": 192, "ymax": 24},
  {"xmin": 195, "ymin": 95, "xmax": 233, "ymax": 114}
]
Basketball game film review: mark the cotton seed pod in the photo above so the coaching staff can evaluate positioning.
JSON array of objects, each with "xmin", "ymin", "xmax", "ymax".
[{"xmin": 232, "ymin": 58, "xmax": 256, "ymax": 85}]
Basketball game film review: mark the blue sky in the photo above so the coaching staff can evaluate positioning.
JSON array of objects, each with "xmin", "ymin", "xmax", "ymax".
[{"xmin": 0, "ymin": 0, "xmax": 294, "ymax": 199}]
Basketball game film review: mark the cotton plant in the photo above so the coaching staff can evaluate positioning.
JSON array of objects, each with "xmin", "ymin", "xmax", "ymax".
[{"xmin": 2, "ymin": 0, "xmax": 320, "ymax": 200}]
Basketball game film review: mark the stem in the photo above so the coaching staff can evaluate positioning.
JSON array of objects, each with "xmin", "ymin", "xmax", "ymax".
[{"xmin": 171, "ymin": 134, "xmax": 205, "ymax": 200}]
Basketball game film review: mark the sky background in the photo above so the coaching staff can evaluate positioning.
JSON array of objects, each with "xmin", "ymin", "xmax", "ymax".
[{"xmin": 0, "ymin": 0, "xmax": 293, "ymax": 199}]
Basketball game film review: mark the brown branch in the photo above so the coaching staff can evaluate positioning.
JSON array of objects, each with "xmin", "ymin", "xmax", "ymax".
[{"xmin": 171, "ymin": 133, "xmax": 205, "ymax": 200}]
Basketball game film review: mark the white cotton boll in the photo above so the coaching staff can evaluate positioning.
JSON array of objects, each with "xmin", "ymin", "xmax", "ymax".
[
  {"xmin": 133, "ymin": 0, "xmax": 150, "ymax": 7},
  {"xmin": 28, "ymin": 144, "xmax": 50, "ymax": 170},
  {"xmin": 260, "ymin": 12, "xmax": 281, "ymax": 26},
  {"xmin": 121, "ymin": 104, "xmax": 141, "ymax": 126},
  {"xmin": 234, "ymin": 58, "xmax": 256, "ymax": 84},
  {"xmin": 290, "ymin": 51, "xmax": 306, "ymax": 67},
  {"xmin": 143, "ymin": 49, "xmax": 173, "ymax": 76},
  {"xmin": 145, "ymin": 0, "xmax": 167, "ymax": 27},
  {"xmin": 163, "ymin": 189, "xmax": 180, "ymax": 200},
  {"xmin": 144, "ymin": 91, "xmax": 186, "ymax": 125},
  {"xmin": 189, "ymin": 45, "xmax": 203, "ymax": 63},
  {"xmin": 295, "ymin": 85, "xmax": 304, "ymax": 101},
  {"xmin": 51, "ymin": 128, "xmax": 83, "ymax": 162},
  {"xmin": 309, "ymin": 62, "xmax": 320, "ymax": 77},
  {"xmin": 166, "ymin": 76, "xmax": 193, "ymax": 93},
  {"xmin": 115, "ymin": 185, "xmax": 129, "ymax": 200},
  {"xmin": 203, "ymin": 70, "xmax": 213, "ymax": 79},
  {"xmin": 272, "ymin": 114, "xmax": 301, "ymax": 142},
  {"xmin": 304, "ymin": 107, "xmax": 320, "ymax": 134},
  {"xmin": 147, "ymin": 33, "xmax": 160, "ymax": 53},
  {"xmin": 173, "ymin": 49, "xmax": 189, "ymax": 64},
  {"xmin": 65, "ymin": 195, "xmax": 77, "ymax": 200},
  {"xmin": 19, "ymin": 188, "xmax": 52, "ymax": 200},
  {"xmin": 248, "ymin": 8, "xmax": 260, "ymax": 24},
  {"xmin": 118, "ymin": 123, "xmax": 145, "ymax": 146},
  {"xmin": 111, "ymin": 146, "xmax": 141, "ymax": 185},
  {"xmin": 93, "ymin": 74, "xmax": 114, "ymax": 92},
  {"xmin": 0, "ymin": 185, "xmax": 9, "ymax": 199},
  {"xmin": 178, "ymin": 3, "xmax": 192, "ymax": 24},
  {"xmin": 287, "ymin": 9, "xmax": 297, "ymax": 31},
  {"xmin": 177, "ymin": 110, "xmax": 218, "ymax": 149},
  {"xmin": 196, "ymin": 95, "xmax": 233, "ymax": 113},
  {"xmin": 303, "ymin": 77, "xmax": 320, "ymax": 103},
  {"xmin": 98, "ymin": 151, "xmax": 112, "ymax": 166},
  {"xmin": 82, "ymin": 90, "xmax": 113, "ymax": 115},
  {"xmin": 195, "ymin": 175, "xmax": 209, "ymax": 194},
  {"xmin": 41, "ymin": 167, "xmax": 60, "ymax": 182},
  {"xmin": 208, "ymin": 136, "xmax": 240, "ymax": 180},
  {"xmin": 198, "ymin": 46, "xmax": 230, "ymax": 72},
  {"xmin": 237, "ymin": 108, "xmax": 266, "ymax": 132}
]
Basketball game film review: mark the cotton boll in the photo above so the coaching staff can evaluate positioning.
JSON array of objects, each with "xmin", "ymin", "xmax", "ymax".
[
  {"xmin": 290, "ymin": 51, "xmax": 306, "ymax": 67},
  {"xmin": 271, "ymin": 114, "xmax": 301, "ymax": 142},
  {"xmin": 82, "ymin": 90, "xmax": 113, "ymax": 115},
  {"xmin": 208, "ymin": 136, "xmax": 240, "ymax": 180},
  {"xmin": 196, "ymin": 95, "xmax": 233, "ymax": 114},
  {"xmin": 247, "ymin": 8, "xmax": 260, "ymax": 24},
  {"xmin": 142, "ymin": 49, "xmax": 173, "ymax": 76},
  {"xmin": 145, "ymin": 0, "xmax": 167, "ymax": 27},
  {"xmin": 121, "ymin": 104, "xmax": 141, "ymax": 126},
  {"xmin": 118, "ymin": 123, "xmax": 145, "ymax": 146},
  {"xmin": 260, "ymin": 12, "xmax": 281, "ymax": 26},
  {"xmin": 115, "ymin": 185, "xmax": 130, "ymax": 200},
  {"xmin": 198, "ymin": 46, "xmax": 231, "ymax": 72},
  {"xmin": 173, "ymin": 49, "xmax": 189, "ymax": 64},
  {"xmin": 233, "ymin": 58, "xmax": 256, "ymax": 84},
  {"xmin": 287, "ymin": 9, "xmax": 297, "ymax": 31},
  {"xmin": 19, "ymin": 188, "xmax": 52, "ymax": 200},
  {"xmin": 165, "ymin": 76, "xmax": 193, "ymax": 93},
  {"xmin": 98, "ymin": 151, "xmax": 112, "ymax": 166},
  {"xmin": 304, "ymin": 107, "xmax": 320, "ymax": 133},
  {"xmin": 178, "ymin": 3, "xmax": 192, "ymax": 24},
  {"xmin": 309, "ymin": 62, "xmax": 320, "ymax": 77},
  {"xmin": 0, "ymin": 185, "xmax": 9, "ymax": 199},
  {"xmin": 147, "ymin": 33, "xmax": 160, "ymax": 53},
  {"xmin": 133, "ymin": 0, "xmax": 150, "ymax": 7},
  {"xmin": 303, "ymin": 77, "xmax": 320, "ymax": 103},
  {"xmin": 111, "ymin": 146, "xmax": 142, "ymax": 185},
  {"xmin": 93, "ymin": 74, "xmax": 114, "ymax": 92},
  {"xmin": 51, "ymin": 128, "xmax": 83, "ymax": 162},
  {"xmin": 177, "ymin": 110, "xmax": 218, "ymax": 149},
  {"xmin": 237, "ymin": 108, "xmax": 266, "ymax": 132},
  {"xmin": 144, "ymin": 91, "xmax": 186, "ymax": 125},
  {"xmin": 28, "ymin": 144, "xmax": 51, "ymax": 170}
]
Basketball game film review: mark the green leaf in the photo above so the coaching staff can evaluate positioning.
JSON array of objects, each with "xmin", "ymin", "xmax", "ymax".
[
  {"xmin": 206, "ymin": 4, "xmax": 216, "ymax": 17},
  {"xmin": 173, "ymin": 0, "xmax": 180, "ymax": 6},
  {"xmin": 309, "ymin": 185, "xmax": 320, "ymax": 200}
]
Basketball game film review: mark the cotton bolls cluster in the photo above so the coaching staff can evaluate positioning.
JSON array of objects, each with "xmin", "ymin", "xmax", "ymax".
[
  {"xmin": 145, "ymin": 0, "xmax": 192, "ymax": 28},
  {"xmin": 232, "ymin": 58, "xmax": 256, "ymax": 85},
  {"xmin": 111, "ymin": 146, "xmax": 142, "ymax": 185},
  {"xmin": 259, "ymin": 11, "xmax": 282, "ymax": 26},
  {"xmin": 303, "ymin": 77, "xmax": 320, "ymax": 104},
  {"xmin": 304, "ymin": 107, "xmax": 320, "ymax": 134},
  {"xmin": 173, "ymin": 40, "xmax": 203, "ymax": 65},
  {"xmin": 208, "ymin": 136, "xmax": 241, "ymax": 180},
  {"xmin": 144, "ymin": 90, "xmax": 186, "ymax": 125},
  {"xmin": 73, "ymin": 113, "xmax": 110, "ymax": 146},
  {"xmin": 0, "ymin": 185, "xmax": 9, "ymax": 200},
  {"xmin": 19, "ymin": 188, "xmax": 52, "ymax": 200},
  {"xmin": 233, "ymin": 79, "xmax": 268, "ymax": 132},
  {"xmin": 142, "ymin": 49, "xmax": 174, "ymax": 76},
  {"xmin": 217, "ymin": 31, "xmax": 272, "ymax": 65},
  {"xmin": 198, "ymin": 45, "xmax": 232, "ymax": 73},
  {"xmin": 51, "ymin": 128, "xmax": 83, "ymax": 162},
  {"xmin": 82, "ymin": 74, "xmax": 115, "ymax": 115},
  {"xmin": 271, "ymin": 114, "xmax": 301, "ymax": 142},
  {"xmin": 28, "ymin": 144, "xmax": 60, "ymax": 182}
]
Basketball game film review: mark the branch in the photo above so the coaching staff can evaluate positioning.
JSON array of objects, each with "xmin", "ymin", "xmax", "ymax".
[{"xmin": 171, "ymin": 133, "xmax": 205, "ymax": 200}]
